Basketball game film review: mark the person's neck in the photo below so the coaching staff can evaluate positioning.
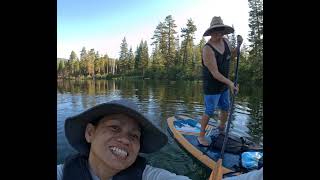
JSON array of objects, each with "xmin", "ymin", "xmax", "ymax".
[{"xmin": 88, "ymin": 152, "xmax": 119, "ymax": 180}]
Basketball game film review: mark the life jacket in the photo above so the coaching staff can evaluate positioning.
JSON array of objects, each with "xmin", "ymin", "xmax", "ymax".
[{"xmin": 62, "ymin": 153, "xmax": 147, "ymax": 180}]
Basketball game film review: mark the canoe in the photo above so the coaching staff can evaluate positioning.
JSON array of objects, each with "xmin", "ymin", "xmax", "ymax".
[{"xmin": 167, "ymin": 115, "xmax": 262, "ymax": 176}]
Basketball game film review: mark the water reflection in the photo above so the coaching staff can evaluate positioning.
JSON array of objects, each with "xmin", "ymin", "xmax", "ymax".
[{"xmin": 57, "ymin": 79, "xmax": 263, "ymax": 180}]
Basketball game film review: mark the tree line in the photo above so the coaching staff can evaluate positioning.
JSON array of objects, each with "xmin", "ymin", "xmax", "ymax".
[{"xmin": 57, "ymin": 0, "xmax": 262, "ymax": 86}]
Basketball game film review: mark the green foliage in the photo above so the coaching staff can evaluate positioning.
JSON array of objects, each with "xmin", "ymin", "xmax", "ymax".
[
  {"xmin": 181, "ymin": 18, "xmax": 197, "ymax": 67},
  {"xmin": 95, "ymin": 73, "xmax": 101, "ymax": 79},
  {"xmin": 246, "ymin": 0, "xmax": 263, "ymax": 86},
  {"xmin": 57, "ymin": 60, "xmax": 65, "ymax": 77},
  {"xmin": 119, "ymin": 37, "xmax": 129, "ymax": 74},
  {"xmin": 80, "ymin": 47, "xmax": 87, "ymax": 60},
  {"xmin": 128, "ymin": 47, "xmax": 135, "ymax": 72},
  {"xmin": 59, "ymin": 10, "xmax": 262, "ymax": 86}
]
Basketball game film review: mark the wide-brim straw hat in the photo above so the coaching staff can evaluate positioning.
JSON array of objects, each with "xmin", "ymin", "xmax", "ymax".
[
  {"xmin": 64, "ymin": 99, "xmax": 168, "ymax": 155},
  {"xmin": 203, "ymin": 16, "xmax": 234, "ymax": 36}
]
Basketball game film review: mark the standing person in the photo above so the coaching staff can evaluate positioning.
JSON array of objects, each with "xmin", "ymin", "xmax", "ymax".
[{"xmin": 197, "ymin": 16, "xmax": 243, "ymax": 146}]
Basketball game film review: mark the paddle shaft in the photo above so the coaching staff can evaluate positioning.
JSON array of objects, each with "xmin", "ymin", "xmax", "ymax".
[
  {"xmin": 210, "ymin": 37, "xmax": 242, "ymax": 180},
  {"xmin": 220, "ymin": 37, "xmax": 242, "ymax": 159}
]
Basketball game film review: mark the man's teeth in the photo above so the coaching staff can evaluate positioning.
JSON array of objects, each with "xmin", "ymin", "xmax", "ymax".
[{"xmin": 110, "ymin": 147, "xmax": 128, "ymax": 157}]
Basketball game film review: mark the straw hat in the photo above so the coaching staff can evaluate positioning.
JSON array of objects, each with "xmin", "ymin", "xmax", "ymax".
[{"xmin": 203, "ymin": 16, "xmax": 234, "ymax": 36}]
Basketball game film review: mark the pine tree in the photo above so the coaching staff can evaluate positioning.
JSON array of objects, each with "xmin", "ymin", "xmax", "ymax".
[
  {"xmin": 134, "ymin": 45, "xmax": 141, "ymax": 72},
  {"xmin": 163, "ymin": 15, "xmax": 177, "ymax": 68},
  {"xmin": 228, "ymin": 25, "xmax": 237, "ymax": 79},
  {"xmin": 58, "ymin": 60, "xmax": 65, "ymax": 77},
  {"xmin": 66, "ymin": 50, "xmax": 78, "ymax": 77},
  {"xmin": 151, "ymin": 44, "xmax": 165, "ymax": 70},
  {"xmin": 194, "ymin": 37, "xmax": 206, "ymax": 76},
  {"xmin": 80, "ymin": 47, "xmax": 87, "ymax": 60},
  {"xmin": 74, "ymin": 60, "xmax": 80, "ymax": 77},
  {"xmin": 180, "ymin": 18, "xmax": 197, "ymax": 67},
  {"xmin": 151, "ymin": 15, "xmax": 178, "ymax": 69},
  {"xmin": 79, "ymin": 47, "xmax": 88, "ymax": 76},
  {"xmin": 128, "ymin": 47, "xmax": 135, "ymax": 73},
  {"xmin": 94, "ymin": 51, "xmax": 101, "ymax": 75},
  {"xmin": 119, "ymin": 37, "xmax": 129, "ymax": 74},
  {"xmin": 151, "ymin": 22, "xmax": 167, "ymax": 56},
  {"xmin": 248, "ymin": 0, "xmax": 263, "ymax": 84},
  {"xmin": 141, "ymin": 40, "xmax": 149, "ymax": 76},
  {"xmin": 174, "ymin": 35, "xmax": 181, "ymax": 66},
  {"xmin": 103, "ymin": 53, "xmax": 109, "ymax": 75},
  {"xmin": 248, "ymin": 0, "xmax": 263, "ymax": 55},
  {"xmin": 87, "ymin": 49, "xmax": 95, "ymax": 77}
]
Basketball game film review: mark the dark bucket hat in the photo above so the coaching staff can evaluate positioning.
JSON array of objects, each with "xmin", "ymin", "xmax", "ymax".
[{"xmin": 64, "ymin": 99, "xmax": 168, "ymax": 155}]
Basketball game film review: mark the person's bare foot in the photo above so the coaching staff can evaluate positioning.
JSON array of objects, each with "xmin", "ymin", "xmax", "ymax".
[{"xmin": 197, "ymin": 136, "xmax": 209, "ymax": 146}]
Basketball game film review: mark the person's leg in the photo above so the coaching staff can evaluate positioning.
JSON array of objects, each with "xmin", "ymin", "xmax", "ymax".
[
  {"xmin": 198, "ymin": 114, "xmax": 210, "ymax": 146},
  {"xmin": 198, "ymin": 95, "xmax": 219, "ymax": 146},
  {"xmin": 218, "ymin": 111, "xmax": 228, "ymax": 131},
  {"xmin": 217, "ymin": 89, "xmax": 231, "ymax": 132}
]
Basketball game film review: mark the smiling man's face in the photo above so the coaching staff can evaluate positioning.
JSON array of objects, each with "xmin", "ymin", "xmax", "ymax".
[{"xmin": 85, "ymin": 113, "xmax": 141, "ymax": 171}]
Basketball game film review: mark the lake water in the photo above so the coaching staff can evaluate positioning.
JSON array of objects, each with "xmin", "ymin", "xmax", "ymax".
[{"xmin": 57, "ymin": 79, "xmax": 263, "ymax": 179}]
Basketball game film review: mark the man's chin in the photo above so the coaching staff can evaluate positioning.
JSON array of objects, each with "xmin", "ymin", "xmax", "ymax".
[
  {"xmin": 110, "ymin": 162, "xmax": 132, "ymax": 171},
  {"xmin": 107, "ymin": 158, "xmax": 134, "ymax": 171}
]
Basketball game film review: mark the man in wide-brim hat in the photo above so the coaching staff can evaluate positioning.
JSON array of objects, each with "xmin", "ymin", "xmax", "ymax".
[{"xmin": 198, "ymin": 16, "xmax": 243, "ymax": 147}]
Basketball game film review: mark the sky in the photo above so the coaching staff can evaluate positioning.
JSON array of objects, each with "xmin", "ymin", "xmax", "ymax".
[{"xmin": 57, "ymin": 0, "xmax": 250, "ymax": 59}]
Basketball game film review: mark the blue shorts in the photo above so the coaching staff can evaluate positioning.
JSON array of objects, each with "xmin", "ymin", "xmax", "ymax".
[{"xmin": 204, "ymin": 89, "xmax": 230, "ymax": 117}]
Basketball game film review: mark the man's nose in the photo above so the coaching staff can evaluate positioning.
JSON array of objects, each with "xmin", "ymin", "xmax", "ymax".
[{"xmin": 116, "ymin": 133, "xmax": 131, "ymax": 145}]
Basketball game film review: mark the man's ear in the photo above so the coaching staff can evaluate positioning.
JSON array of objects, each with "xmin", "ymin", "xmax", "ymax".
[{"xmin": 85, "ymin": 123, "xmax": 96, "ymax": 143}]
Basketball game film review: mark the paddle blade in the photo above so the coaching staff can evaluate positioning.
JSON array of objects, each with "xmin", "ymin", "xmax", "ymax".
[{"xmin": 209, "ymin": 159, "xmax": 223, "ymax": 180}]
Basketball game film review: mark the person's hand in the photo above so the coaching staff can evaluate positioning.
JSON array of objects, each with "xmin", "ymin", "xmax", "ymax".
[{"xmin": 228, "ymin": 82, "xmax": 239, "ymax": 95}]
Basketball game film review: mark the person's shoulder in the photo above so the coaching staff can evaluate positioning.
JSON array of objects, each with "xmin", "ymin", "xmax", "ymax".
[
  {"xmin": 142, "ymin": 164, "xmax": 191, "ymax": 180},
  {"xmin": 203, "ymin": 44, "xmax": 214, "ymax": 54},
  {"xmin": 203, "ymin": 44, "xmax": 210, "ymax": 51},
  {"xmin": 203, "ymin": 45, "xmax": 216, "ymax": 61}
]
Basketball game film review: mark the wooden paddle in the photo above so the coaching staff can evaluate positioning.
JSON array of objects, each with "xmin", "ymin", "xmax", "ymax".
[{"xmin": 209, "ymin": 35, "xmax": 243, "ymax": 180}]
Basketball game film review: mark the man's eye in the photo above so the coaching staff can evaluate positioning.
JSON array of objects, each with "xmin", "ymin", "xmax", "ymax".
[
  {"xmin": 109, "ymin": 126, "xmax": 120, "ymax": 131},
  {"xmin": 130, "ymin": 134, "xmax": 140, "ymax": 140}
]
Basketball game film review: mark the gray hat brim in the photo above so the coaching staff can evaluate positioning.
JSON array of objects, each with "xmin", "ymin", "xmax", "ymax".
[
  {"xmin": 64, "ymin": 100, "xmax": 168, "ymax": 155},
  {"xmin": 203, "ymin": 25, "xmax": 234, "ymax": 36}
]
